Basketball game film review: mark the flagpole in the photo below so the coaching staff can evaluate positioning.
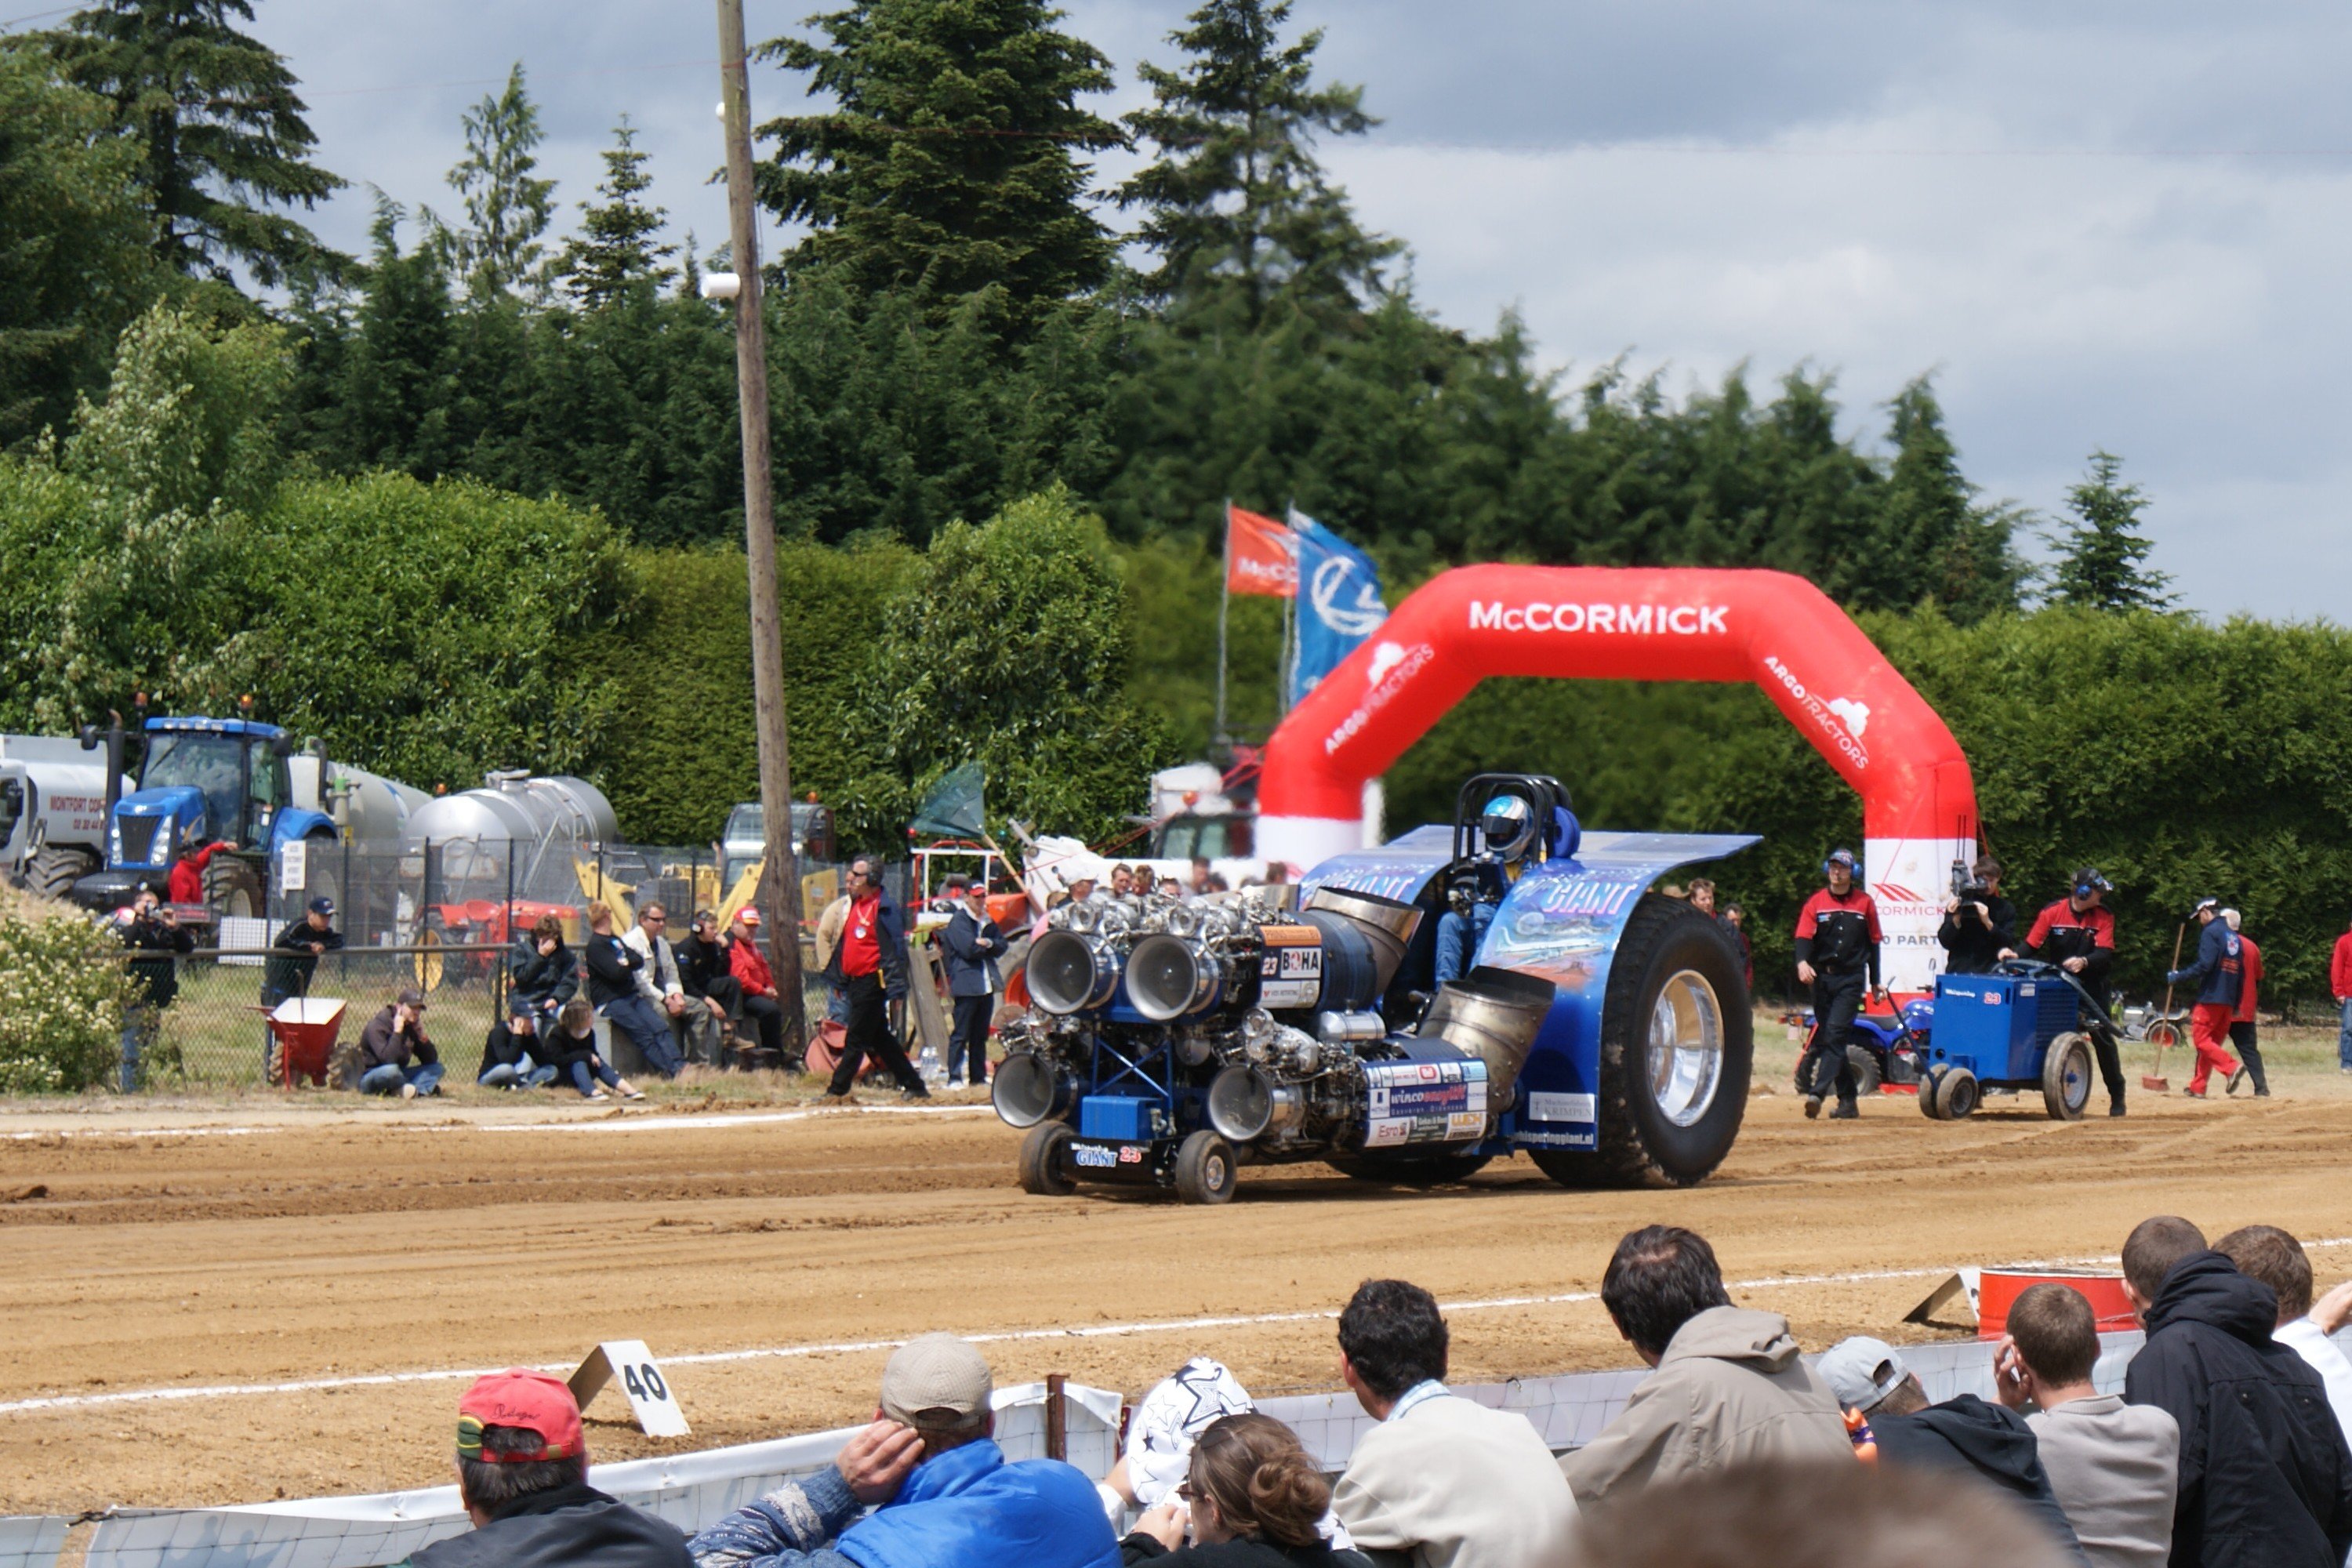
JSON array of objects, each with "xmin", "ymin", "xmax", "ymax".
[{"xmin": 1214, "ymin": 498, "xmax": 1232, "ymax": 748}]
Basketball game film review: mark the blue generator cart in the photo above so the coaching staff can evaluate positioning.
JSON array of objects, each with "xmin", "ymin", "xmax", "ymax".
[{"xmin": 1918, "ymin": 960, "xmax": 2104, "ymax": 1121}]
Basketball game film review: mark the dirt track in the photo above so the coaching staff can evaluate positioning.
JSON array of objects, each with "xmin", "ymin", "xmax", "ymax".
[{"xmin": 5, "ymin": 1055, "xmax": 2351, "ymax": 1513}]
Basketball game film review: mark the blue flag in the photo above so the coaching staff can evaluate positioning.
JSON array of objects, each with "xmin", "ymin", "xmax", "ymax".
[{"xmin": 1287, "ymin": 507, "xmax": 1387, "ymax": 707}]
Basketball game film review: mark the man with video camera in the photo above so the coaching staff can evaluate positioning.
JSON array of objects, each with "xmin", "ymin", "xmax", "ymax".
[{"xmin": 1938, "ymin": 856, "xmax": 2016, "ymax": 976}]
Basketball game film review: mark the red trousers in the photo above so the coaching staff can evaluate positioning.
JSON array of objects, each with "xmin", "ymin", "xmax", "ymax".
[{"xmin": 2188, "ymin": 1003, "xmax": 2241, "ymax": 1094}]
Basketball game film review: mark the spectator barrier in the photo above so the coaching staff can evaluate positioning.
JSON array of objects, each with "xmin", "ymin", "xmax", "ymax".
[
  {"xmin": 78, "ymin": 1381, "xmax": 1120, "ymax": 1568},
  {"xmin": 27, "ymin": 1324, "xmax": 2352, "ymax": 1568}
]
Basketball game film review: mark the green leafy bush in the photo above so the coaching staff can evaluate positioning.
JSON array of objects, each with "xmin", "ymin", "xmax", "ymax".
[{"xmin": 0, "ymin": 902, "xmax": 130, "ymax": 1093}]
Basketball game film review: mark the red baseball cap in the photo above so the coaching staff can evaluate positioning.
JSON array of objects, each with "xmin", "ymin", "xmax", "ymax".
[
  {"xmin": 735, "ymin": 907, "xmax": 761, "ymax": 928},
  {"xmin": 457, "ymin": 1370, "xmax": 584, "ymax": 1462}
]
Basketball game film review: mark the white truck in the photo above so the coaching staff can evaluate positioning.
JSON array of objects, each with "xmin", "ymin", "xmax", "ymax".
[{"xmin": 1, "ymin": 735, "xmax": 111, "ymax": 899}]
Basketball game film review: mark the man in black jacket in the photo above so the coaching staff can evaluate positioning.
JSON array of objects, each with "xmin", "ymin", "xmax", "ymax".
[
  {"xmin": 937, "ymin": 875, "xmax": 1006, "ymax": 1087},
  {"xmin": 402, "ymin": 1369, "xmax": 690, "ymax": 1568},
  {"xmin": 583, "ymin": 899, "xmax": 681, "ymax": 1079},
  {"xmin": 675, "ymin": 909, "xmax": 742, "ymax": 1066},
  {"xmin": 1937, "ymin": 856, "xmax": 2016, "ymax": 976},
  {"xmin": 118, "ymin": 887, "xmax": 194, "ymax": 1092},
  {"xmin": 2120, "ymin": 1215, "xmax": 2352, "ymax": 1568}
]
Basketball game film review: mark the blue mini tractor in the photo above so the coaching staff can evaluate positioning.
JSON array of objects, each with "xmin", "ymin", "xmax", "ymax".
[
  {"xmin": 71, "ymin": 709, "xmax": 339, "ymax": 918},
  {"xmin": 991, "ymin": 775, "xmax": 1758, "ymax": 1201},
  {"xmin": 1915, "ymin": 960, "xmax": 2111, "ymax": 1121}
]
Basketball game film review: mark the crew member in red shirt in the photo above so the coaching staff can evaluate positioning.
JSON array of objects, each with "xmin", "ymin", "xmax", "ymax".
[
  {"xmin": 2332, "ymin": 918, "xmax": 2352, "ymax": 1074},
  {"xmin": 2222, "ymin": 909, "xmax": 2267, "ymax": 1098},
  {"xmin": 165, "ymin": 838, "xmax": 237, "ymax": 906},
  {"xmin": 1793, "ymin": 847, "xmax": 1883, "ymax": 1122},
  {"xmin": 2003, "ymin": 868, "xmax": 2125, "ymax": 1117},
  {"xmin": 823, "ymin": 855, "xmax": 927, "ymax": 1100}
]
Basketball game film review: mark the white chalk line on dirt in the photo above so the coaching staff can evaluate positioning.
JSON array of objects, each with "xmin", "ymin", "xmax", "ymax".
[
  {"xmin": 21, "ymin": 1243, "xmax": 2352, "ymax": 1417},
  {"xmin": 0, "ymin": 1103, "xmax": 993, "ymax": 1142}
]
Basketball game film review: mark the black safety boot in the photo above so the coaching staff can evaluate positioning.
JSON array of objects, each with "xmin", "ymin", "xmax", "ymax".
[{"xmin": 1828, "ymin": 1100, "xmax": 1860, "ymax": 1120}]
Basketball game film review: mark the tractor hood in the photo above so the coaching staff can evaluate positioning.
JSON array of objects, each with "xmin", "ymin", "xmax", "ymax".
[{"xmin": 112, "ymin": 786, "xmax": 207, "ymax": 869}]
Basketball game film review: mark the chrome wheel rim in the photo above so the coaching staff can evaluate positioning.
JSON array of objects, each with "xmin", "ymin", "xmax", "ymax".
[{"xmin": 1649, "ymin": 969, "xmax": 1725, "ymax": 1127}]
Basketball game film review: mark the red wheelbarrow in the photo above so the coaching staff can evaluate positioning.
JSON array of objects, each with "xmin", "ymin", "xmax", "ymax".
[{"xmin": 250, "ymin": 997, "xmax": 347, "ymax": 1087}]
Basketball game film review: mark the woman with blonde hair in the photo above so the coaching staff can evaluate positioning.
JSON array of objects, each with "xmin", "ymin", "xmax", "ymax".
[{"xmin": 1124, "ymin": 1414, "xmax": 1366, "ymax": 1568}]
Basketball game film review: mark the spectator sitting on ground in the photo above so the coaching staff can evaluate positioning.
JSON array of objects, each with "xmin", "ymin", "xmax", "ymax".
[
  {"xmin": 356, "ymin": 988, "xmax": 444, "ymax": 1098},
  {"xmin": 398, "ymin": 1368, "xmax": 691, "ymax": 1568},
  {"xmin": 2120, "ymin": 1214, "xmax": 2352, "ymax": 1566},
  {"xmin": 1123, "ymin": 1413, "xmax": 1368, "ymax": 1568},
  {"xmin": 677, "ymin": 909, "xmax": 744, "ymax": 1065},
  {"xmin": 1564, "ymin": 1457, "xmax": 2078, "ymax": 1568},
  {"xmin": 477, "ymin": 1013, "xmax": 557, "ymax": 1090},
  {"xmin": 625, "ymin": 902, "xmax": 696, "ymax": 1065},
  {"xmin": 689, "ymin": 1332, "xmax": 1120, "ymax": 1568},
  {"xmin": 1559, "ymin": 1225, "xmax": 1850, "ymax": 1508},
  {"xmin": 545, "ymin": 996, "xmax": 642, "ymax": 1102},
  {"xmin": 2212, "ymin": 1225, "xmax": 2352, "ymax": 1483},
  {"xmin": 1993, "ymin": 1283, "xmax": 2178, "ymax": 1568},
  {"xmin": 1819, "ymin": 1335, "xmax": 2083, "ymax": 1560},
  {"xmin": 727, "ymin": 909, "xmax": 794, "ymax": 1070},
  {"xmin": 586, "ymin": 900, "xmax": 682, "ymax": 1079},
  {"xmin": 1329, "ymin": 1279, "xmax": 1578, "ymax": 1568}
]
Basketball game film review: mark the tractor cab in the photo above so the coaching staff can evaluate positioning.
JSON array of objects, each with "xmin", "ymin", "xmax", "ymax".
[{"xmin": 73, "ymin": 716, "xmax": 335, "ymax": 916}]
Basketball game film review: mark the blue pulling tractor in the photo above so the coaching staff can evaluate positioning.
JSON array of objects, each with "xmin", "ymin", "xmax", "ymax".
[{"xmin": 990, "ymin": 775, "xmax": 1759, "ymax": 1201}]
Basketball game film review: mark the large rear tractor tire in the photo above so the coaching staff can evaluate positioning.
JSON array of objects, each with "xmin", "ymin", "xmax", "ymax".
[
  {"xmin": 24, "ymin": 846, "xmax": 96, "ymax": 902},
  {"xmin": 1017, "ymin": 1123, "xmax": 1076, "ymax": 1196},
  {"xmin": 205, "ymin": 857, "xmax": 261, "ymax": 921},
  {"xmin": 1174, "ymin": 1131, "xmax": 1239, "ymax": 1205},
  {"xmin": 1531, "ymin": 893, "xmax": 1752, "ymax": 1189}
]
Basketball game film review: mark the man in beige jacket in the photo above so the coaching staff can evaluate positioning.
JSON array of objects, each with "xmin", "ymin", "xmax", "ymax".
[
  {"xmin": 1330, "ymin": 1279, "xmax": 1578, "ymax": 1568},
  {"xmin": 1559, "ymin": 1225, "xmax": 1852, "ymax": 1508}
]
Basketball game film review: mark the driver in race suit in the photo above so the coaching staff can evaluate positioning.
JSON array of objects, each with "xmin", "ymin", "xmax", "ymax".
[
  {"xmin": 1793, "ymin": 848, "xmax": 1882, "ymax": 1122},
  {"xmin": 2002, "ymin": 868, "xmax": 2125, "ymax": 1117}
]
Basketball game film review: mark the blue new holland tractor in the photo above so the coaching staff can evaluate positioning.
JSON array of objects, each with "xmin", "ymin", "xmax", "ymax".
[
  {"xmin": 71, "ymin": 710, "xmax": 340, "ymax": 918},
  {"xmin": 991, "ymin": 775, "xmax": 1758, "ymax": 1201}
]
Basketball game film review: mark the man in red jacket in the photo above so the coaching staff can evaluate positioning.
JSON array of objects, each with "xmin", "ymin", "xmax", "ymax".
[
  {"xmin": 725, "ymin": 908, "xmax": 797, "ymax": 1071},
  {"xmin": 1793, "ymin": 848, "xmax": 1883, "ymax": 1122},
  {"xmin": 2334, "ymin": 919, "xmax": 2352, "ymax": 1075},
  {"xmin": 2222, "ymin": 910, "xmax": 2268, "ymax": 1098},
  {"xmin": 2003, "ymin": 869, "xmax": 2125, "ymax": 1117},
  {"xmin": 165, "ymin": 838, "xmax": 236, "ymax": 906}
]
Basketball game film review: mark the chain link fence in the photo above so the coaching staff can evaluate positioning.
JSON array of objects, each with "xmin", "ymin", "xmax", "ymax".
[{"xmin": 103, "ymin": 837, "xmax": 870, "ymax": 1090}]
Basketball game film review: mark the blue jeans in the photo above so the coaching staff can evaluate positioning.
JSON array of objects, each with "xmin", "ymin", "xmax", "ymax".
[
  {"xmin": 2339, "ymin": 999, "xmax": 2352, "ymax": 1068},
  {"xmin": 568, "ymin": 1056, "xmax": 622, "ymax": 1095},
  {"xmin": 601, "ymin": 995, "xmax": 683, "ymax": 1077},
  {"xmin": 480, "ymin": 1062, "xmax": 558, "ymax": 1089},
  {"xmin": 119, "ymin": 1007, "xmax": 157, "ymax": 1093},
  {"xmin": 359, "ymin": 1061, "xmax": 445, "ymax": 1096}
]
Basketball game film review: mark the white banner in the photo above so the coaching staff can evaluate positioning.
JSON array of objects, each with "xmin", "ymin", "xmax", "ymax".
[{"xmin": 1865, "ymin": 835, "xmax": 1975, "ymax": 993}]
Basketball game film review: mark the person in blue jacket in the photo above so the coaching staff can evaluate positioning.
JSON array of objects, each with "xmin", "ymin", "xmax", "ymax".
[
  {"xmin": 689, "ymin": 1334, "xmax": 1119, "ymax": 1568},
  {"xmin": 2166, "ymin": 898, "xmax": 2245, "ymax": 1098}
]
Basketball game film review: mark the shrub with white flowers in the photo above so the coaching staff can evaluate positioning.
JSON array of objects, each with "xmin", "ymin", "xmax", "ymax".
[{"xmin": 0, "ymin": 898, "xmax": 131, "ymax": 1094}]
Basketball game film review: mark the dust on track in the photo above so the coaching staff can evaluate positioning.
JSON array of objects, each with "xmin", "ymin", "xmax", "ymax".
[{"xmin": 5, "ymin": 1080, "xmax": 2350, "ymax": 1512}]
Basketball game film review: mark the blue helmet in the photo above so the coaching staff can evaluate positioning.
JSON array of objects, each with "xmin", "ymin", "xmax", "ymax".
[{"xmin": 1479, "ymin": 793, "xmax": 1538, "ymax": 859}]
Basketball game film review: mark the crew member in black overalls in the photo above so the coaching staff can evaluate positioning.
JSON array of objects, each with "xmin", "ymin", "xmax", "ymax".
[
  {"xmin": 1794, "ymin": 848, "xmax": 1883, "ymax": 1121},
  {"xmin": 2002, "ymin": 868, "xmax": 2123, "ymax": 1117},
  {"xmin": 1936, "ymin": 855, "xmax": 2016, "ymax": 976}
]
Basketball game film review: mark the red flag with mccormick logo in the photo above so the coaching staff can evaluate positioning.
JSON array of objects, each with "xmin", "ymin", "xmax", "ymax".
[{"xmin": 1225, "ymin": 506, "xmax": 1297, "ymax": 597}]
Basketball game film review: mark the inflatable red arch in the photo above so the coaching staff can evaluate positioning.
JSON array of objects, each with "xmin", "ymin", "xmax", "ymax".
[{"xmin": 1258, "ymin": 564, "xmax": 1980, "ymax": 990}]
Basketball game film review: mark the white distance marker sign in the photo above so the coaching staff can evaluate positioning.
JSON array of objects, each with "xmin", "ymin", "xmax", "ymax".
[{"xmin": 568, "ymin": 1339, "xmax": 691, "ymax": 1438}]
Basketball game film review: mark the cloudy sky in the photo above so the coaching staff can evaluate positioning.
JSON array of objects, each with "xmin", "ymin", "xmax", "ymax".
[{"xmin": 117, "ymin": 1, "xmax": 2352, "ymax": 620}]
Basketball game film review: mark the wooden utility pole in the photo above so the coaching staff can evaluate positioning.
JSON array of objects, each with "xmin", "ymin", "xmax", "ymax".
[{"xmin": 717, "ymin": 0, "xmax": 806, "ymax": 1054}]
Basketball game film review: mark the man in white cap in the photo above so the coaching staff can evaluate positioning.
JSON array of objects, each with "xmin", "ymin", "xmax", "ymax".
[
  {"xmin": 690, "ymin": 1333, "xmax": 1118, "ymax": 1568},
  {"xmin": 1818, "ymin": 1336, "xmax": 2085, "ymax": 1560}
]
